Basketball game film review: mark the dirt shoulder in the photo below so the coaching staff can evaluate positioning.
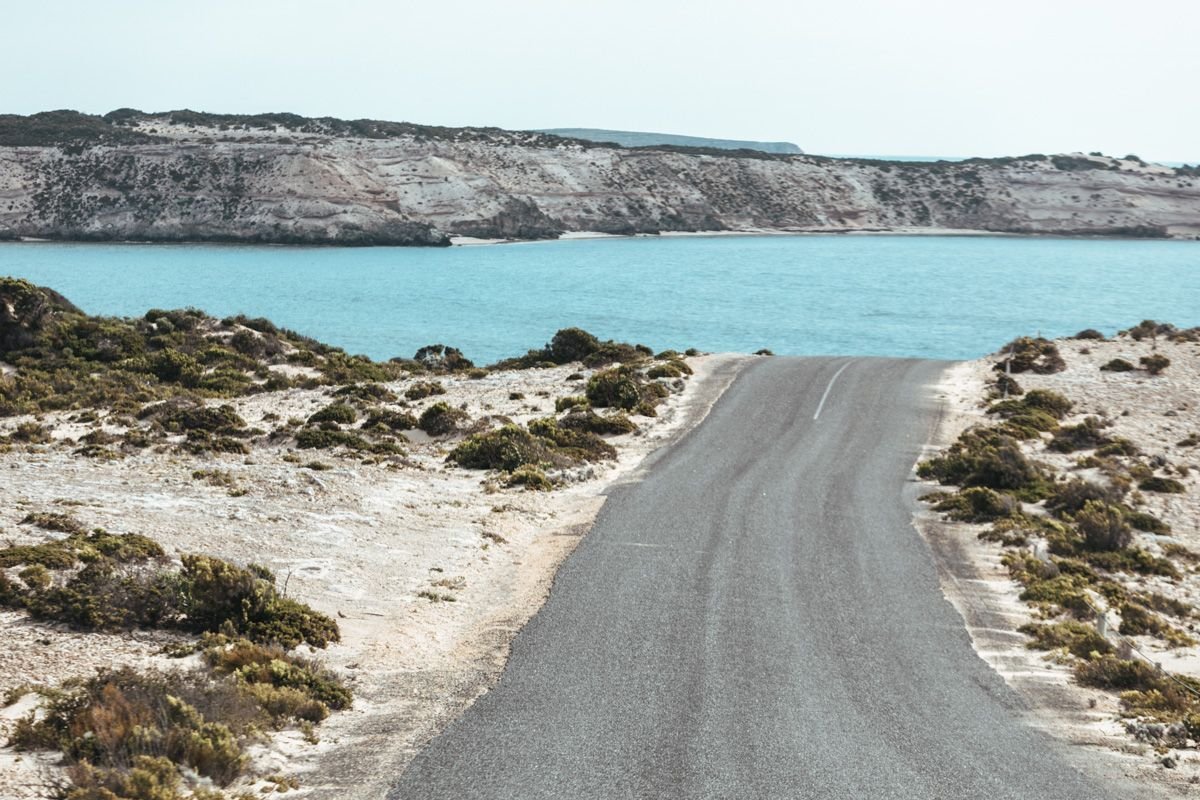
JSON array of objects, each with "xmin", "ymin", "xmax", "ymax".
[{"xmin": 915, "ymin": 333, "xmax": 1200, "ymax": 793}]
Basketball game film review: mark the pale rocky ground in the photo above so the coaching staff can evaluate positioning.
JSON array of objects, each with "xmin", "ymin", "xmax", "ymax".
[
  {"xmin": 2, "ymin": 112, "xmax": 1199, "ymax": 244},
  {"xmin": 0, "ymin": 353, "xmax": 749, "ymax": 799},
  {"xmin": 918, "ymin": 335, "xmax": 1200, "ymax": 794}
]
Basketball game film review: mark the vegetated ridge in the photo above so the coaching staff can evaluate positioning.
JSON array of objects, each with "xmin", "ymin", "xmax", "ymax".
[
  {"xmin": 1, "ymin": 109, "xmax": 1198, "ymax": 246},
  {"xmin": 534, "ymin": 128, "xmax": 804, "ymax": 154}
]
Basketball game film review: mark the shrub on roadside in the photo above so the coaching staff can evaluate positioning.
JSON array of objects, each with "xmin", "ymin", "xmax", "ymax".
[
  {"xmin": 1019, "ymin": 620, "xmax": 1113, "ymax": 658},
  {"xmin": 448, "ymin": 425, "xmax": 557, "ymax": 471},
  {"xmin": 1099, "ymin": 358, "xmax": 1135, "ymax": 372},
  {"xmin": 1074, "ymin": 501, "xmax": 1132, "ymax": 552}
]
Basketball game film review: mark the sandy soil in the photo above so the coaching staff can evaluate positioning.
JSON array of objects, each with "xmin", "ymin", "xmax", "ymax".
[
  {"xmin": 917, "ymin": 336, "xmax": 1200, "ymax": 793},
  {"xmin": 0, "ymin": 353, "xmax": 750, "ymax": 799}
]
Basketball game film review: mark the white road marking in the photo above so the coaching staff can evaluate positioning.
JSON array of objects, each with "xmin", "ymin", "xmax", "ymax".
[{"xmin": 813, "ymin": 360, "xmax": 853, "ymax": 420}]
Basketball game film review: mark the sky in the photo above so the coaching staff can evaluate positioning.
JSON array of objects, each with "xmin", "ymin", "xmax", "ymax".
[{"xmin": 3, "ymin": 0, "xmax": 1198, "ymax": 162}]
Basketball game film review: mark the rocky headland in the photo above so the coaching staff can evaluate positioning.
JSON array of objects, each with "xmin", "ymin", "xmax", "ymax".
[{"xmin": 2, "ymin": 110, "xmax": 1198, "ymax": 246}]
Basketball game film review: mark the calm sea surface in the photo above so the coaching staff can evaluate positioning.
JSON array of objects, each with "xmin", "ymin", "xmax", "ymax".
[{"xmin": 2, "ymin": 235, "xmax": 1197, "ymax": 363}]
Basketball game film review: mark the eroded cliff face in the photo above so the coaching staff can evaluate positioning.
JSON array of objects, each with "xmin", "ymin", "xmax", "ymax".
[{"xmin": 1, "ymin": 115, "xmax": 1197, "ymax": 245}]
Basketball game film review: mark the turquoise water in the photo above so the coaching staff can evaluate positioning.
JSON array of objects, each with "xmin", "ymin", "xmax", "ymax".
[{"xmin": 2, "ymin": 235, "xmax": 1197, "ymax": 363}]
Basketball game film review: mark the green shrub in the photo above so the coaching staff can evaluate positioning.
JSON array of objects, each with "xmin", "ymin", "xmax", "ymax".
[
  {"xmin": 586, "ymin": 367, "xmax": 650, "ymax": 412},
  {"xmin": 996, "ymin": 337, "xmax": 1065, "ymax": 374},
  {"xmin": 527, "ymin": 417, "xmax": 617, "ymax": 461},
  {"xmin": 1046, "ymin": 479, "xmax": 1123, "ymax": 518},
  {"xmin": 1048, "ymin": 417, "xmax": 1111, "ymax": 453},
  {"xmin": 505, "ymin": 465, "xmax": 553, "ymax": 491},
  {"xmin": 555, "ymin": 395, "xmax": 589, "ymax": 412},
  {"xmin": 1074, "ymin": 655, "xmax": 1161, "ymax": 691},
  {"xmin": 1072, "ymin": 329, "xmax": 1105, "ymax": 340},
  {"xmin": 205, "ymin": 638, "xmax": 351, "ymax": 714},
  {"xmin": 418, "ymin": 402, "xmax": 469, "ymax": 436},
  {"xmin": 8, "ymin": 421, "xmax": 53, "ymax": 443},
  {"xmin": 547, "ymin": 328, "xmax": 600, "ymax": 363},
  {"xmin": 20, "ymin": 511, "xmax": 87, "ymax": 535},
  {"xmin": 333, "ymin": 383, "xmax": 398, "ymax": 403},
  {"xmin": 294, "ymin": 427, "xmax": 371, "ymax": 451},
  {"xmin": 1095, "ymin": 438, "xmax": 1139, "ymax": 457},
  {"xmin": 179, "ymin": 555, "xmax": 339, "ymax": 648},
  {"xmin": 449, "ymin": 425, "xmax": 556, "ymax": 471},
  {"xmin": 362, "ymin": 409, "xmax": 418, "ymax": 431},
  {"xmin": 404, "ymin": 381, "xmax": 446, "ymax": 401},
  {"xmin": 582, "ymin": 342, "xmax": 652, "ymax": 368},
  {"xmin": 1119, "ymin": 603, "xmax": 1195, "ymax": 646},
  {"xmin": 1019, "ymin": 620, "xmax": 1112, "ymax": 658},
  {"xmin": 1125, "ymin": 510, "xmax": 1170, "ymax": 534},
  {"xmin": 933, "ymin": 487, "xmax": 1021, "ymax": 522},
  {"xmin": 559, "ymin": 409, "xmax": 638, "ymax": 435},
  {"xmin": 412, "ymin": 344, "xmax": 474, "ymax": 372},
  {"xmin": 1140, "ymin": 354, "xmax": 1170, "ymax": 375},
  {"xmin": 917, "ymin": 429, "xmax": 1050, "ymax": 498},
  {"xmin": 1100, "ymin": 358, "xmax": 1135, "ymax": 372},
  {"xmin": 1138, "ymin": 476, "xmax": 1185, "ymax": 494},
  {"xmin": 1074, "ymin": 501, "xmax": 1132, "ymax": 552},
  {"xmin": 307, "ymin": 402, "xmax": 357, "ymax": 425},
  {"xmin": 992, "ymin": 373, "xmax": 1023, "ymax": 397}
]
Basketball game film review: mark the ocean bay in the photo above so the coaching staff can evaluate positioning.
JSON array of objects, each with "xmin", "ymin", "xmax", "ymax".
[{"xmin": 3, "ymin": 234, "xmax": 1197, "ymax": 362}]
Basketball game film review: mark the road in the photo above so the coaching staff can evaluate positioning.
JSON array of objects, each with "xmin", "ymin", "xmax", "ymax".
[{"xmin": 389, "ymin": 357, "xmax": 1119, "ymax": 799}]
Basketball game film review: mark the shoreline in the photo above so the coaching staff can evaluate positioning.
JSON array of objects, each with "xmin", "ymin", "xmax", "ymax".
[{"xmin": 2, "ymin": 226, "xmax": 1195, "ymax": 250}]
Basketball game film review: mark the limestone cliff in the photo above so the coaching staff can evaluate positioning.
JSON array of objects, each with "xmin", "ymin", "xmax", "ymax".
[{"xmin": 1, "ymin": 110, "xmax": 1197, "ymax": 245}]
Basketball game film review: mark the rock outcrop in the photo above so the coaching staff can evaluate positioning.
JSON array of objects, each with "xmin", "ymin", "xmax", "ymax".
[{"xmin": 1, "ymin": 110, "xmax": 1198, "ymax": 245}]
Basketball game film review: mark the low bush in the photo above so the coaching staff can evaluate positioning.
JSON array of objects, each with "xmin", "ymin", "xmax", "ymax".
[
  {"xmin": 204, "ymin": 638, "xmax": 351, "ymax": 716},
  {"xmin": 555, "ymin": 395, "xmax": 589, "ymax": 412},
  {"xmin": 307, "ymin": 402, "xmax": 357, "ymax": 425},
  {"xmin": 418, "ymin": 402, "xmax": 469, "ymax": 436},
  {"xmin": 996, "ymin": 337, "xmax": 1066, "ymax": 374},
  {"xmin": 527, "ymin": 417, "xmax": 617, "ymax": 461},
  {"xmin": 333, "ymin": 383, "xmax": 398, "ymax": 403},
  {"xmin": 1099, "ymin": 358, "xmax": 1135, "ymax": 372},
  {"xmin": 405, "ymin": 381, "xmax": 446, "ymax": 401},
  {"xmin": 546, "ymin": 328, "xmax": 600, "ymax": 364},
  {"xmin": 1003, "ymin": 551, "xmax": 1093, "ymax": 618},
  {"xmin": 1072, "ymin": 329, "xmax": 1106, "ymax": 340},
  {"xmin": 1048, "ymin": 417, "xmax": 1112, "ymax": 453},
  {"xmin": 917, "ymin": 428, "xmax": 1051, "ymax": 499},
  {"xmin": 179, "ymin": 555, "xmax": 339, "ymax": 648},
  {"xmin": 933, "ymin": 487, "xmax": 1022, "ymax": 522},
  {"xmin": 362, "ymin": 409, "xmax": 418, "ymax": 431},
  {"xmin": 586, "ymin": 366, "xmax": 668, "ymax": 415},
  {"xmin": 1140, "ymin": 354, "xmax": 1170, "ymax": 375},
  {"xmin": 504, "ymin": 465, "xmax": 553, "ymax": 491},
  {"xmin": 412, "ymin": 344, "xmax": 474, "ymax": 372},
  {"xmin": 1138, "ymin": 476, "xmax": 1186, "ymax": 494},
  {"xmin": 558, "ymin": 409, "xmax": 638, "ymax": 435},
  {"xmin": 1046, "ymin": 479, "xmax": 1124, "ymax": 518},
  {"xmin": 1125, "ymin": 510, "xmax": 1171, "ymax": 534},
  {"xmin": 294, "ymin": 427, "xmax": 371, "ymax": 451},
  {"xmin": 10, "ymin": 667, "xmax": 251, "ymax": 786},
  {"xmin": 1019, "ymin": 620, "xmax": 1113, "ymax": 658},
  {"xmin": 1074, "ymin": 501, "xmax": 1133, "ymax": 552},
  {"xmin": 1119, "ymin": 603, "xmax": 1196, "ymax": 646},
  {"xmin": 448, "ymin": 425, "xmax": 557, "ymax": 471},
  {"xmin": 21, "ymin": 511, "xmax": 87, "ymax": 535},
  {"xmin": 1074, "ymin": 655, "xmax": 1162, "ymax": 691}
]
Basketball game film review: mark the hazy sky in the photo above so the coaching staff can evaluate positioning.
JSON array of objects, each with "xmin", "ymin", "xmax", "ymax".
[{"xmin": 4, "ymin": 0, "xmax": 1197, "ymax": 161}]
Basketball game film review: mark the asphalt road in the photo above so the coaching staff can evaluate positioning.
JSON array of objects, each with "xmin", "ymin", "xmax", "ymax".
[{"xmin": 389, "ymin": 357, "xmax": 1119, "ymax": 800}]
